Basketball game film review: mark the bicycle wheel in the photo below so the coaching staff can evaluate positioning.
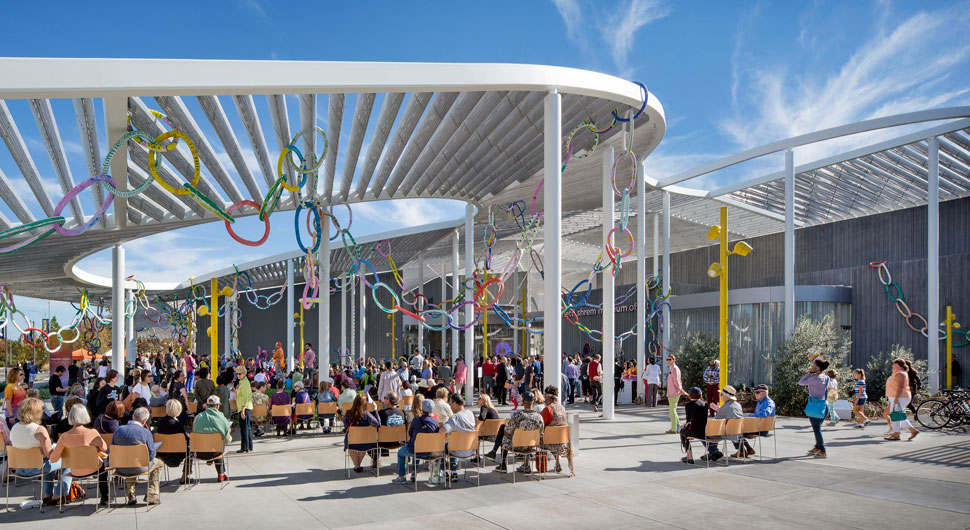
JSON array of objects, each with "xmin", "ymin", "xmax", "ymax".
[{"xmin": 915, "ymin": 399, "xmax": 950, "ymax": 429}]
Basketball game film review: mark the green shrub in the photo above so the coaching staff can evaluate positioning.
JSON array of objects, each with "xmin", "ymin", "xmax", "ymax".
[
  {"xmin": 771, "ymin": 314, "xmax": 854, "ymax": 416},
  {"xmin": 864, "ymin": 345, "xmax": 927, "ymax": 402},
  {"xmin": 673, "ymin": 332, "xmax": 719, "ymax": 390}
]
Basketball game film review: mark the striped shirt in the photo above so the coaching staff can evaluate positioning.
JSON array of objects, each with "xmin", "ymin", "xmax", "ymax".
[
  {"xmin": 703, "ymin": 367, "xmax": 719, "ymax": 385},
  {"xmin": 854, "ymin": 379, "xmax": 867, "ymax": 400}
]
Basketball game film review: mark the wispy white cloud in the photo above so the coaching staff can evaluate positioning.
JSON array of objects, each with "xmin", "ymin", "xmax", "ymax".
[{"xmin": 353, "ymin": 198, "xmax": 464, "ymax": 229}]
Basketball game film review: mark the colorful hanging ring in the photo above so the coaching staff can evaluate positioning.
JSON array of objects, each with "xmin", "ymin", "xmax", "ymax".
[
  {"xmin": 148, "ymin": 130, "xmax": 201, "ymax": 196},
  {"xmin": 226, "ymin": 200, "xmax": 270, "ymax": 247}
]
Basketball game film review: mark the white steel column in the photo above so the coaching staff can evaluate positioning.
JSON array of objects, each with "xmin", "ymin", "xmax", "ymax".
[
  {"xmin": 636, "ymin": 161, "xmax": 646, "ymax": 402},
  {"xmin": 440, "ymin": 256, "xmax": 447, "ymax": 359},
  {"xmin": 543, "ymin": 89, "xmax": 563, "ymax": 400},
  {"xmin": 418, "ymin": 252, "xmax": 424, "ymax": 356},
  {"xmin": 319, "ymin": 227, "xmax": 330, "ymax": 373},
  {"xmin": 653, "ymin": 213, "xmax": 659, "ymax": 276},
  {"xmin": 602, "ymin": 146, "xmax": 616, "ymax": 419},
  {"xmin": 662, "ymin": 192, "xmax": 671, "ymax": 365},
  {"xmin": 350, "ymin": 278, "xmax": 356, "ymax": 360},
  {"xmin": 359, "ymin": 278, "xmax": 366, "ymax": 361},
  {"xmin": 464, "ymin": 203, "xmax": 475, "ymax": 404},
  {"xmin": 286, "ymin": 259, "xmax": 295, "ymax": 372},
  {"xmin": 928, "ymin": 136, "xmax": 940, "ymax": 394},
  {"xmin": 125, "ymin": 288, "xmax": 135, "ymax": 363},
  {"xmin": 451, "ymin": 230, "xmax": 460, "ymax": 363},
  {"xmin": 341, "ymin": 278, "xmax": 347, "ymax": 366},
  {"xmin": 111, "ymin": 245, "xmax": 125, "ymax": 374},
  {"xmin": 513, "ymin": 267, "xmax": 519, "ymax": 357},
  {"xmin": 784, "ymin": 148, "xmax": 795, "ymax": 335}
]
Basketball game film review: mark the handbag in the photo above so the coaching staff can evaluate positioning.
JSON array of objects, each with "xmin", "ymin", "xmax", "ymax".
[
  {"xmin": 534, "ymin": 451, "xmax": 548, "ymax": 473},
  {"xmin": 804, "ymin": 397, "xmax": 827, "ymax": 418},
  {"xmin": 889, "ymin": 404, "xmax": 907, "ymax": 422}
]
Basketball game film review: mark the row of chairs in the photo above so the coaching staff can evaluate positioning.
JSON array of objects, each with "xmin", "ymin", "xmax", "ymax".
[
  {"xmin": 343, "ymin": 418, "xmax": 570, "ymax": 490},
  {"xmin": 2, "ymin": 432, "xmax": 227, "ymax": 512},
  {"xmin": 688, "ymin": 416, "xmax": 777, "ymax": 468}
]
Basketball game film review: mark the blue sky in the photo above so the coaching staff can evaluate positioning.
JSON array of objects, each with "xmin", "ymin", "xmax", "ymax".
[{"xmin": 1, "ymin": 0, "xmax": 968, "ymax": 326}]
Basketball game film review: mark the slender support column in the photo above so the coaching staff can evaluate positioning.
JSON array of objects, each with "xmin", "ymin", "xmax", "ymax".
[
  {"xmin": 350, "ymin": 277, "xmax": 356, "ymax": 360},
  {"xmin": 636, "ymin": 161, "xmax": 646, "ymax": 402},
  {"xmin": 662, "ymin": 192, "xmax": 671, "ymax": 368},
  {"xmin": 513, "ymin": 267, "xmax": 519, "ymax": 357},
  {"xmin": 440, "ymin": 256, "xmax": 447, "ymax": 360},
  {"xmin": 718, "ymin": 207, "xmax": 728, "ymax": 395},
  {"xmin": 359, "ymin": 276, "xmax": 366, "ymax": 361},
  {"xmin": 209, "ymin": 278, "xmax": 219, "ymax": 373},
  {"xmin": 543, "ymin": 89, "xmax": 563, "ymax": 400},
  {"xmin": 286, "ymin": 259, "xmax": 295, "ymax": 372},
  {"xmin": 653, "ymin": 213, "xmax": 659, "ymax": 276},
  {"xmin": 451, "ymin": 230, "xmax": 460, "ymax": 363},
  {"xmin": 928, "ymin": 136, "xmax": 940, "ymax": 395},
  {"xmin": 418, "ymin": 252, "xmax": 424, "ymax": 356},
  {"xmin": 341, "ymin": 277, "xmax": 347, "ymax": 366},
  {"xmin": 125, "ymin": 288, "xmax": 135, "ymax": 364},
  {"xmin": 464, "ymin": 203, "xmax": 475, "ymax": 404},
  {"xmin": 319, "ymin": 225, "xmax": 330, "ymax": 373},
  {"xmin": 784, "ymin": 149, "xmax": 795, "ymax": 336},
  {"xmin": 111, "ymin": 245, "xmax": 125, "ymax": 375},
  {"xmin": 602, "ymin": 146, "xmax": 616, "ymax": 419}
]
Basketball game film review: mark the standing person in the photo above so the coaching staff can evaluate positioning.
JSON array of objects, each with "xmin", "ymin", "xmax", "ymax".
[
  {"xmin": 184, "ymin": 352, "xmax": 196, "ymax": 393},
  {"xmin": 613, "ymin": 358, "xmax": 623, "ymax": 405},
  {"xmin": 825, "ymin": 369, "xmax": 840, "ymax": 426},
  {"xmin": 580, "ymin": 356, "xmax": 591, "ymax": 403},
  {"xmin": 234, "ymin": 366, "xmax": 253, "ymax": 453},
  {"xmin": 96, "ymin": 370, "xmax": 122, "ymax": 417},
  {"xmin": 4, "ymin": 368, "xmax": 27, "ymax": 428},
  {"xmin": 164, "ymin": 347, "xmax": 177, "ymax": 386},
  {"xmin": 851, "ymin": 369, "xmax": 870, "ymax": 428},
  {"xmin": 410, "ymin": 349, "xmax": 425, "ymax": 374},
  {"xmin": 48, "ymin": 366, "xmax": 68, "ymax": 415},
  {"xmin": 454, "ymin": 358, "xmax": 467, "ymax": 396},
  {"xmin": 799, "ymin": 358, "xmax": 831, "ymax": 458},
  {"xmin": 564, "ymin": 358, "xmax": 579, "ymax": 405},
  {"xmin": 194, "ymin": 367, "xmax": 216, "ymax": 406},
  {"xmin": 703, "ymin": 360, "xmax": 720, "ymax": 417},
  {"xmin": 885, "ymin": 359, "xmax": 919, "ymax": 441},
  {"xmin": 68, "ymin": 360, "xmax": 80, "ymax": 388},
  {"xmin": 665, "ymin": 355, "xmax": 686, "ymax": 434},
  {"xmin": 643, "ymin": 357, "xmax": 661, "ymax": 408},
  {"xmin": 482, "ymin": 356, "xmax": 496, "ymax": 397},
  {"xmin": 97, "ymin": 358, "xmax": 109, "ymax": 379},
  {"xmin": 903, "ymin": 360, "xmax": 921, "ymax": 414},
  {"xmin": 588, "ymin": 354, "xmax": 603, "ymax": 412},
  {"xmin": 168, "ymin": 370, "xmax": 189, "ymax": 425},
  {"xmin": 495, "ymin": 357, "xmax": 509, "ymax": 406},
  {"xmin": 377, "ymin": 361, "xmax": 402, "ymax": 400}
]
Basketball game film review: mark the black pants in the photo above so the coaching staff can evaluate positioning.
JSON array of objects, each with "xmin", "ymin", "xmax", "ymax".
[
  {"xmin": 196, "ymin": 452, "xmax": 225, "ymax": 475},
  {"xmin": 490, "ymin": 425, "xmax": 506, "ymax": 455},
  {"xmin": 496, "ymin": 381, "xmax": 508, "ymax": 405},
  {"xmin": 590, "ymin": 381, "xmax": 602, "ymax": 406},
  {"xmin": 614, "ymin": 379, "xmax": 622, "ymax": 403}
]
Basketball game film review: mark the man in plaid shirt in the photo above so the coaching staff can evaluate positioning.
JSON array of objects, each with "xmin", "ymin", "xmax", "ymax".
[{"xmin": 703, "ymin": 360, "xmax": 720, "ymax": 417}]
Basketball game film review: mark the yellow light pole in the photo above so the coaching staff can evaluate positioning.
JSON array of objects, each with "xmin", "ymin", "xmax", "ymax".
[
  {"xmin": 198, "ymin": 279, "xmax": 234, "ymax": 372},
  {"xmin": 946, "ymin": 306, "xmax": 960, "ymax": 390},
  {"xmin": 707, "ymin": 206, "xmax": 752, "ymax": 401}
]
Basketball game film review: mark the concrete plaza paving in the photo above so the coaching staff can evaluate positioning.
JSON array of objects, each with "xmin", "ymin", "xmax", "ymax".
[{"xmin": 4, "ymin": 403, "xmax": 969, "ymax": 529}]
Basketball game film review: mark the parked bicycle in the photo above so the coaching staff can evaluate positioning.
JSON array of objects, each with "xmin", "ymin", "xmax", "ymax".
[{"xmin": 915, "ymin": 388, "xmax": 970, "ymax": 429}]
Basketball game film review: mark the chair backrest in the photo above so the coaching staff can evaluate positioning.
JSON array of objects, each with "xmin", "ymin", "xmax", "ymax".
[
  {"xmin": 511, "ymin": 428, "xmax": 540, "ymax": 448},
  {"xmin": 151, "ymin": 406, "xmax": 167, "ymax": 418},
  {"xmin": 758, "ymin": 415, "xmax": 776, "ymax": 432},
  {"xmin": 186, "ymin": 401, "xmax": 199, "ymax": 415},
  {"xmin": 341, "ymin": 401, "xmax": 354, "ymax": 412},
  {"xmin": 154, "ymin": 433, "xmax": 188, "ymax": 454},
  {"xmin": 479, "ymin": 418, "xmax": 507, "ymax": 437},
  {"xmin": 108, "ymin": 444, "xmax": 150, "ymax": 469},
  {"xmin": 189, "ymin": 432, "xmax": 225, "ymax": 453},
  {"xmin": 252, "ymin": 404, "xmax": 268, "ymax": 418},
  {"xmin": 414, "ymin": 432, "xmax": 446, "ymax": 453},
  {"xmin": 741, "ymin": 417, "xmax": 761, "ymax": 434},
  {"xmin": 400, "ymin": 395, "xmax": 414, "ymax": 407},
  {"xmin": 294, "ymin": 403, "xmax": 314, "ymax": 416},
  {"xmin": 366, "ymin": 403, "xmax": 377, "ymax": 412},
  {"xmin": 317, "ymin": 402, "xmax": 338, "ymax": 415},
  {"xmin": 374, "ymin": 401, "xmax": 385, "ymax": 411},
  {"xmin": 271, "ymin": 404, "xmax": 291, "ymax": 418},
  {"xmin": 543, "ymin": 425, "xmax": 570, "ymax": 444},
  {"xmin": 61, "ymin": 444, "xmax": 101, "ymax": 471},
  {"xmin": 705, "ymin": 419, "xmax": 726, "ymax": 437},
  {"xmin": 346, "ymin": 426, "xmax": 378, "ymax": 445},
  {"xmin": 377, "ymin": 424, "xmax": 407, "ymax": 443},
  {"xmin": 448, "ymin": 431, "xmax": 479, "ymax": 452},
  {"xmin": 725, "ymin": 418, "xmax": 744, "ymax": 436},
  {"xmin": 230, "ymin": 400, "xmax": 238, "ymax": 411},
  {"xmin": 8, "ymin": 445, "xmax": 44, "ymax": 469},
  {"xmin": 100, "ymin": 432, "xmax": 113, "ymax": 447}
]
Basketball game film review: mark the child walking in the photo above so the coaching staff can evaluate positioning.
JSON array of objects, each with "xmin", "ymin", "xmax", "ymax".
[
  {"xmin": 851, "ymin": 369, "xmax": 870, "ymax": 428},
  {"xmin": 825, "ymin": 369, "xmax": 840, "ymax": 426}
]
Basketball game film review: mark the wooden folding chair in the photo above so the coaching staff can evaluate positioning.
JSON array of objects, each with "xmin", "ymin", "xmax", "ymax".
[
  {"xmin": 107, "ymin": 444, "xmax": 153, "ymax": 508},
  {"xmin": 478, "ymin": 418, "xmax": 507, "ymax": 461},
  {"xmin": 188, "ymin": 432, "xmax": 227, "ymax": 486},
  {"xmin": 757, "ymin": 416, "xmax": 777, "ymax": 460},
  {"xmin": 5, "ymin": 446, "xmax": 45, "ymax": 513},
  {"xmin": 723, "ymin": 419, "xmax": 745, "ymax": 466},
  {"xmin": 59, "ymin": 444, "xmax": 102, "ymax": 512},
  {"xmin": 186, "ymin": 401, "xmax": 199, "ymax": 416},
  {"xmin": 539, "ymin": 425, "xmax": 570, "ymax": 477},
  {"xmin": 229, "ymin": 400, "xmax": 238, "ymax": 418},
  {"xmin": 99, "ymin": 432, "xmax": 113, "ymax": 447},
  {"xmin": 154, "ymin": 433, "xmax": 189, "ymax": 488},
  {"xmin": 271, "ymin": 404, "xmax": 293, "ymax": 436},
  {"xmin": 294, "ymin": 403, "xmax": 315, "ymax": 432},
  {"xmin": 506, "ymin": 428, "xmax": 541, "ymax": 483},
  {"xmin": 400, "ymin": 395, "xmax": 414, "ymax": 411},
  {"xmin": 317, "ymin": 402, "xmax": 338, "ymax": 433},
  {"xmin": 411, "ymin": 432, "xmax": 446, "ymax": 491},
  {"xmin": 344, "ymin": 426, "xmax": 378, "ymax": 478},
  {"xmin": 377, "ymin": 424, "xmax": 407, "ymax": 471},
  {"xmin": 447, "ymin": 431, "xmax": 481, "ymax": 487},
  {"xmin": 151, "ymin": 406, "xmax": 167, "ymax": 420},
  {"xmin": 701, "ymin": 419, "xmax": 726, "ymax": 468},
  {"xmin": 740, "ymin": 417, "xmax": 761, "ymax": 463}
]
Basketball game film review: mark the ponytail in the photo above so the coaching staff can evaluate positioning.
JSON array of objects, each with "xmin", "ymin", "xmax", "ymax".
[{"xmin": 853, "ymin": 368, "xmax": 865, "ymax": 379}]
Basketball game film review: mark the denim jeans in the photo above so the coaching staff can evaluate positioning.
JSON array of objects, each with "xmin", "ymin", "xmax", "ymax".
[
  {"xmin": 51, "ymin": 396, "xmax": 65, "ymax": 416},
  {"xmin": 397, "ymin": 446, "xmax": 413, "ymax": 477},
  {"xmin": 186, "ymin": 371, "xmax": 195, "ymax": 392},
  {"xmin": 809, "ymin": 416, "xmax": 825, "ymax": 451},
  {"xmin": 568, "ymin": 378, "xmax": 580, "ymax": 402},
  {"xmin": 17, "ymin": 459, "xmax": 71, "ymax": 496},
  {"xmin": 239, "ymin": 411, "xmax": 253, "ymax": 451}
]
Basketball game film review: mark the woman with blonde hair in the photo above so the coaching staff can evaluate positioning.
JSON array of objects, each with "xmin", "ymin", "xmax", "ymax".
[
  {"xmin": 9, "ymin": 398, "xmax": 73, "ymax": 505},
  {"xmin": 4, "ymin": 367, "xmax": 26, "ymax": 428}
]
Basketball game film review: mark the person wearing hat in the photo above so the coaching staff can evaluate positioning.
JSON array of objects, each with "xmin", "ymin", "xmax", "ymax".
[
  {"xmin": 234, "ymin": 365, "xmax": 254, "ymax": 453},
  {"xmin": 752, "ymin": 384, "xmax": 776, "ymax": 419},
  {"xmin": 392, "ymin": 396, "xmax": 440, "ymax": 485},
  {"xmin": 680, "ymin": 387, "xmax": 708, "ymax": 465},
  {"xmin": 702, "ymin": 384, "xmax": 743, "ymax": 462},
  {"xmin": 291, "ymin": 380, "xmax": 313, "ymax": 430},
  {"xmin": 497, "ymin": 390, "xmax": 544, "ymax": 473}
]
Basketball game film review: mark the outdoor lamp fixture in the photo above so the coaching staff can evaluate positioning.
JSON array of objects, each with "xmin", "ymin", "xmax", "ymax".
[{"xmin": 707, "ymin": 206, "xmax": 753, "ymax": 401}]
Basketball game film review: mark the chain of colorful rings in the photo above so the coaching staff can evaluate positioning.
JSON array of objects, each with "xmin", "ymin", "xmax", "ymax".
[{"xmin": 870, "ymin": 261, "xmax": 969, "ymax": 346}]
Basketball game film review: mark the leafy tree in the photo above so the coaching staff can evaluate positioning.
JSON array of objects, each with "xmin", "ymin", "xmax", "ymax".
[
  {"xmin": 673, "ymin": 332, "xmax": 720, "ymax": 390},
  {"xmin": 771, "ymin": 314, "xmax": 855, "ymax": 416}
]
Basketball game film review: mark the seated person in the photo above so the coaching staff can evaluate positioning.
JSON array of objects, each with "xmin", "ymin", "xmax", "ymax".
[
  {"xmin": 270, "ymin": 380, "xmax": 292, "ymax": 436},
  {"xmin": 155, "ymin": 399, "xmax": 191, "ymax": 484},
  {"xmin": 494, "ymin": 390, "xmax": 543, "ymax": 473},
  {"xmin": 679, "ymin": 387, "xmax": 708, "ymax": 465},
  {"xmin": 377, "ymin": 391, "xmax": 407, "ymax": 456},
  {"xmin": 336, "ymin": 379, "xmax": 357, "ymax": 411},
  {"xmin": 433, "ymin": 387, "xmax": 453, "ymax": 423},
  {"xmin": 193, "ymin": 395, "xmax": 231, "ymax": 482},
  {"xmin": 49, "ymin": 403, "xmax": 110, "ymax": 505},
  {"xmin": 94, "ymin": 400, "xmax": 125, "ymax": 435},
  {"xmin": 391, "ymin": 398, "xmax": 439, "ymax": 485},
  {"xmin": 400, "ymin": 381, "xmax": 414, "ymax": 411},
  {"xmin": 292, "ymin": 381, "xmax": 313, "ymax": 430},
  {"xmin": 51, "ymin": 396, "xmax": 85, "ymax": 443},
  {"xmin": 112, "ymin": 407, "xmax": 162, "ymax": 505},
  {"xmin": 148, "ymin": 385, "xmax": 167, "ymax": 407},
  {"xmin": 706, "ymin": 385, "xmax": 743, "ymax": 462},
  {"xmin": 214, "ymin": 373, "xmax": 232, "ymax": 420},
  {"xmin": 9, "ymin": 398, "xmax": 72, "ymax": 505},
  {"xmin": 743, "ymin": 384, "xmax": 777, "ymax": 451},
  {"xmin": 315, "ymin": 380, "xmax": 338, "ymax": 433},
  {"xmin": 540, "ymin": 386, "xmax": 575, "ymax": 476},
  {"xmin": 250, "ymin": 381, "xmax": 271, "ymax": 437},
  {"xmin": 442, "ymin": 393, "xmax": 476, "ymax": 482},
  {"xmin": 343, "ymin": 394, "xmax": 380, "ymax": 473}
]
